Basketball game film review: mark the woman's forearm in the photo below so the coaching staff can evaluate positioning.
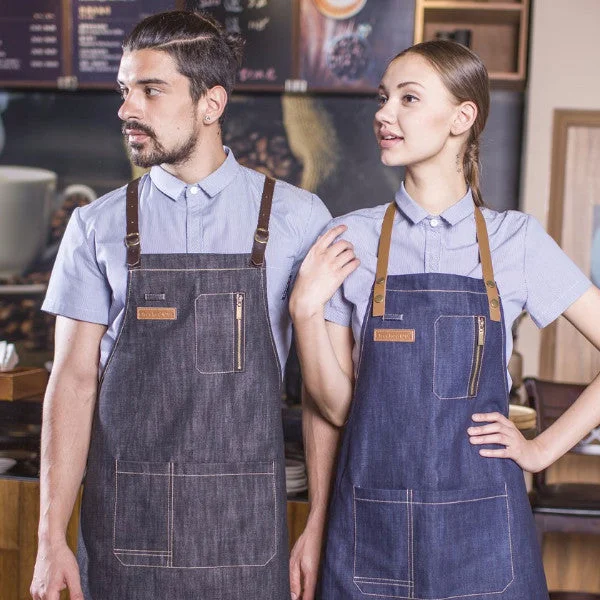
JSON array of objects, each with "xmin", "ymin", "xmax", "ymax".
[{"xmin": 292, "ymin": 311, "xmax": 353, "ymax": 426}]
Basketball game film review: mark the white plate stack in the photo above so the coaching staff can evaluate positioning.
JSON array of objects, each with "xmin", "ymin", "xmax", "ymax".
[{"xmin": 285, "ymin": 458, "xmax": 307, "ymax": 496}]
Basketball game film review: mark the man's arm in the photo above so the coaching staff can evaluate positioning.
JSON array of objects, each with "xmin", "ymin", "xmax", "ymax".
[{"xmin": 31, "ymin": 316, "xmax": 106, "ymax": 600}]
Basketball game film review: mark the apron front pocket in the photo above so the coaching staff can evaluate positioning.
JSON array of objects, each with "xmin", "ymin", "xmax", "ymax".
[
  {"xmin": 353, "ymin": 487, "xmax": 412, "ymax": 597},
  {"xmin": 113, "ymin": 460, "xmax": 276, "ymax": 569},
  {"xmin": 195, "ymin": 292, "xmax": 246, "ymax": 374},
  {"xmin": 353, "ymin": 483, "xmax": 514, "ymax": 599},
  {"xmin": 433, "ymin": 315, "xmax": 486, "ymax": 399},
  {"xmin": 113, "ymin": 460, "xmax": 172, "ymax": 567}
]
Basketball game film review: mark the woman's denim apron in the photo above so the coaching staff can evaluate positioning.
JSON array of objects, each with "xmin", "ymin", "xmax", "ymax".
[
  {"xmin": 320, "ymin": 203, "xmax": 548, "ymax": 599},
  {"xmin": 78, "ymin": 177, "xmax": 290, "ymax": 599}
]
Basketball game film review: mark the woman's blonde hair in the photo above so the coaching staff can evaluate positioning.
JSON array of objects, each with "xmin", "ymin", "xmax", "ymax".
[{"xmin": 394, "ymin": 40, "xmax": 490, "ymax": 206}]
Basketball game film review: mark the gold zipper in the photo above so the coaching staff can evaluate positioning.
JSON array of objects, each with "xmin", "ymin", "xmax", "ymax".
[
  {"xmin": 235, "ymin": 293, "xmax": 244, "ymax": 371},
  {"xmin": 469, "ymin": 316, "xmax": 486, "ymax": 396}
]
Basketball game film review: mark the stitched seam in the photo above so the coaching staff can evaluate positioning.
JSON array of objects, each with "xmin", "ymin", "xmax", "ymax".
[
  {"xmin": 259, "ymin": 267, "xmax": 282, "ymax": 379},
  {"xmin": 354, "ymin": 577, "xmax": 412, "ymax": 584},
  {"xmin": 116, "ymin": 471, "xmax": 274, "ymax": 477},
  {"xmin": 386, "ymin": 289, "xmax": 487, "ymax": 295},
  {"xmin": 114, "ymin": 549, "xmax": 170, "ymax": 554},
  {"xmin": 353, "ymin": 485, "xmax": 357, "ymax": 580},
  {"xmin": 169, "ymin": 461, "xmax": 174, "ymax": 567},
  {"xmin": 505, "ymin": 483, "xmax": 515, "ymax": 583},
  {"xmin": 355, "ymin": 494, "xmax": 507, "ymax": 505},
  {"xmin": 100, "ymin": 270, "xmax": 133, "ymax": 387},
  {"xmin": 409, "ymin": 489, "xmax": 414, "ymax": 597}
]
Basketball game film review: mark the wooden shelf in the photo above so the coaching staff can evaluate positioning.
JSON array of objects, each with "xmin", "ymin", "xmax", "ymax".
[{"xmin": 414, "ymin": 0, "xmax": 530, "ymax": 88}]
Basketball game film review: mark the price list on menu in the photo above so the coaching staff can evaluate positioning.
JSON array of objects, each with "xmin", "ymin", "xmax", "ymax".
[
  {"xmin": 72, "ymin": 0, "xmax": 180, "ymax": 86},
  {"xmin": 0, "ymin": 2, "xmax": 64, "ymax": 86},
  {"xmin": 186, "ymin": 0, "xmax": 293, "ymax": 89}
]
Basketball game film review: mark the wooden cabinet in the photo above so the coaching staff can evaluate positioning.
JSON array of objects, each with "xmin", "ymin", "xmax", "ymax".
[
  {"xmin": 414, "ymin": 1, "xmax": 530, "ymax": 88},
  {"xmin": 0, "ymin": 478, "xmax": 80, "ymax": 600}
]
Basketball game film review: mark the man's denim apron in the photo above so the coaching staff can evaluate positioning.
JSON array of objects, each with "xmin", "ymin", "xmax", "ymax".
[
  {"xmin": 320, "ymin": 203, "xmax": 548, "ymax": 599},
  {"xmin": 78, "ymin": 177, "xmax": 289, "ymax": 599}
]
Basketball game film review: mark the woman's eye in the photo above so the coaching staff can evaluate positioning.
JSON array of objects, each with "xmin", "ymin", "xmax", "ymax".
[
  {"xmin": 377, "ymin": 95, "xmax": 388, "ymax": 106},
  {"xmin": 403, "ymin": 94, "xmax": 418, "ymax": 103}
]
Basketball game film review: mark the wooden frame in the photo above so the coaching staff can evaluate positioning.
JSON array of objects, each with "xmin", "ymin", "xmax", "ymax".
[{"xmin": 540, "ymin": 109, "xmax": 600, "ymax": 381}]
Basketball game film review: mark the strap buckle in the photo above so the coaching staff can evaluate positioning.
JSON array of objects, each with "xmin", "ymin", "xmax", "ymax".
[
  {"xmin": 254, "ymin": 227, "xmax": 269, "ymax": 245},
  {"xmin": 125, "ymin": 232, "xmax": 140, "ymax": 248}
]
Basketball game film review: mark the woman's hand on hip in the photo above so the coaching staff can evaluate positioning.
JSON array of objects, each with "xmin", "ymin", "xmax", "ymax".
[
  {"xmin": 290, "ymin": 224, "xmax": 359, "ymax": 322},
  {"xmin": 468, "ymin": 412, "xmax": 546, "ymax": 472}
]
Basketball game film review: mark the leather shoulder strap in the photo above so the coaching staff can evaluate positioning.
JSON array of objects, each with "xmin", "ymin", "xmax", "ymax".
[
  {"xmin": 250, "ymin": 176, "xmax": 275, "ymax": 267},
  {"xmin": 372, "ymin": 202, "xmax": 396, "ymax": 317},
  {"xmin": 474, "ymin": 206, "xmax": 501, "ymax": 322},
  {"xmin": 125, "ymin": 178, "xmax": 141, "ymax": 269}
]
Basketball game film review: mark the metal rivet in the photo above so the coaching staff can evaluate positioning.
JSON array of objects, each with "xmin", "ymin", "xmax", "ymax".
[
  {"xmin": 486, "ymin": 280, "xmax": 496, "ymax": 288},
  {"xmin": 374, "ymin": 294, "xmax": 384, "ymax": 303},
  {"xmin": 490, "ymin": 299, "xmax": 499, "ymax": 308},
  {"xmin": 376, "ymin": 277, "xmax": 385, "ymax": 285}
]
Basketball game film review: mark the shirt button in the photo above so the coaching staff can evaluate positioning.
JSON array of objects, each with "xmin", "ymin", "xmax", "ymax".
[
  {"xmin": 189, "ymin": 186, "xmax": 199, "ymax": 195},
  {"xmin": 430, "ymin": 218, "xmax": 440, "ymax": 227}
]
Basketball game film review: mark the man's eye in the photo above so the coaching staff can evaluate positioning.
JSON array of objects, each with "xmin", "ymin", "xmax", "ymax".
[
  {"xmin": 145, "ymin": 88, "xmax": 160, "ymax": 97},
  {"xmin": 117, "ymin": 87, "xmax": 127, "ymax": 99}
]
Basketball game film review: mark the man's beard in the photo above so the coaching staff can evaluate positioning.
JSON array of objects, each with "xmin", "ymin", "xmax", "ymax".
[{"xmin": 122, "ymin": 119, "xmax": 199, "ymax": 168}]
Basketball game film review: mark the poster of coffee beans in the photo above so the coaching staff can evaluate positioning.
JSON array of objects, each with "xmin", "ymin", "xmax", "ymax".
[{"xmin": 299, "ymin": 0, "xmax": 415, "ymax": 91}]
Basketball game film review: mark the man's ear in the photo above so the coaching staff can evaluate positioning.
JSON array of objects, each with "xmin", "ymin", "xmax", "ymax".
[
  {"xmin": 201, "ymin": 85, "xmax": 228, "ymax": 124},
  {"xmin": 451, "ymin": 101, "xmax": 477, "ymax": 136}
]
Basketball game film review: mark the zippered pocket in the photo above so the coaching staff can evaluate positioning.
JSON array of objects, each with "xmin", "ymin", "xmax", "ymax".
[
  {"xmin": 195, "ymin": 292, "xmax": 246, "ymax": 374},
  {"xmin": 433, "ymin": 315, "xmax": 486, "ymax": 399},
  {"xmin": 468, "ymin": 316, "xmax": 486, "ymax": 397}
]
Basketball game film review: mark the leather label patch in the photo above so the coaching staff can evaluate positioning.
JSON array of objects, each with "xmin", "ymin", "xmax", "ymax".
[
  {"xmin": 374, "ymin": 328, "xmax": 415, "ymax": 343},
  {"xmin": 137, "ymin": 307, "xmax": 177, "ymax": 320}
]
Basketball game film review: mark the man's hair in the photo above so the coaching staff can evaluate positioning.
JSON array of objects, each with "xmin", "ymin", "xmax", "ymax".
[{"xmin": 123, "ymin": 10, "xmax": 245, "ymax": 103}]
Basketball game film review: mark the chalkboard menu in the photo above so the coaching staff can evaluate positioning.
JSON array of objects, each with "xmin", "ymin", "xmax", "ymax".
[
  {"xmin": 299, "ymin": 0, "xmax": 415, "ymax": 92},
  {"xmin": 185, "ymin": 0, "xmax": 293, "ymax": 90},
  {"xmin": 72, "ymin": 0, "xmax": 179, "ymax": 86},
  {"xmin": 0, "ymin": 1, "xmax": 64, "ymax": 87},
  {"xmin": 0, "ymin": 0, "xmax": 414, "ymax": 92}
]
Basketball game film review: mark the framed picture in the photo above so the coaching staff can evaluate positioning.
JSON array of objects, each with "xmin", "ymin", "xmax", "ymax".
[{"xmin": 540, "ymin": 109, "xmax": 600, "ymax": 383}]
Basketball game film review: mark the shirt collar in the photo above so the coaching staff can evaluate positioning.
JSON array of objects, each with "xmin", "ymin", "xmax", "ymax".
[
  {"xmin": 394, "ymin": 182, "xmax": 475, "ymax": 226},
  {"xmin": 149, "ymin": 146, "xmax": 241, "ymax": 201}
]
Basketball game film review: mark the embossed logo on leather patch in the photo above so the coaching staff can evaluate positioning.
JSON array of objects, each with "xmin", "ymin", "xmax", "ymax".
[
  {"xmin": 137, "ymin": 307, "xmax": 177, "ymax": 320},
  {"xmin": 374, "ymin": 329, "xmax": 415, "ymax": 343}
]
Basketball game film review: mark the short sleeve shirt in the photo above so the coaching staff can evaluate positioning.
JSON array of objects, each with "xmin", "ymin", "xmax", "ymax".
[
  {"xmin": 42, "ymin": 148, "xmax": 332, "ymax": 374},
  {"xmin": 324, "ymin": 183, "xmax": 592, "ymax": 387}
]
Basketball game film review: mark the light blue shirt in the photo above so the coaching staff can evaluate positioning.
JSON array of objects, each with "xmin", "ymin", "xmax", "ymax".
[
  {"xmin": 325, "ymin": 184, "xmax": 592, "ymax": 387},
  {"xmin": 42, "ymin": 148, "xmax": 332, "ymax": 374}
]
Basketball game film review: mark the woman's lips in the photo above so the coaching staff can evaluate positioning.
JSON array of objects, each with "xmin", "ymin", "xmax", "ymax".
[{"xmin": 379, "ymin": 136, "xmax": 403, "ymax": 149}]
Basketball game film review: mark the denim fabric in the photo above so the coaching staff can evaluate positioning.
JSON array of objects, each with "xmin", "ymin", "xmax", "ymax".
[
  {"xmin": 79, "ymin": 252, "xmax": 289, "ymax": 599},
  {"xmin": 319, "ymin": 268, "xmax": 549, "ymax": 598}
]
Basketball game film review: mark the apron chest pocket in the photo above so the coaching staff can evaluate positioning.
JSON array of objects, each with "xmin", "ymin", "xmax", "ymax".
[
  {"xmin": 433, "ymin": 315, "xmax": 486, "ymax": 399},
  {"xmin": 195, "ymin": 292, "xmax": 246, "ymax": 374},
  {"xmin": 353, "ymin": 483, "xmax": 514, "ymax": 599},
  {"xmin": 113, "ymin": 460, "xmax": 276, "ymax": 569}
]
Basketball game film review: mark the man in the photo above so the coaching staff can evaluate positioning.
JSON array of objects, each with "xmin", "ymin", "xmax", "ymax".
[{"xmin": 30, "ymin": 11, "xmax": 330, "ymax": 600}]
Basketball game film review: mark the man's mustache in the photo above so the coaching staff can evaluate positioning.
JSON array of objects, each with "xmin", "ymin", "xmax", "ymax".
[{"xmin": 122, "ymin": 121, "xmax": 156, "ymax": 138}]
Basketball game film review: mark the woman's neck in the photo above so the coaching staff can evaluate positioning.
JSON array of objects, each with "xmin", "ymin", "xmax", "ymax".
[{"xmin": 404, "ymin": 164, "xmax": 469, "ymax": 216}]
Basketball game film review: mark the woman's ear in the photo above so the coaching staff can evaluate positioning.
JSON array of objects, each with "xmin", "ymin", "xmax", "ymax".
[{"xmin": 451, "ymin": 101, "xmax": 478, "ymax": 136}]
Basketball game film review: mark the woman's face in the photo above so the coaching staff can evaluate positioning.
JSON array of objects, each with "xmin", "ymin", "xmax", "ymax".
[{"xmin": 374, "ymin": 53, "xmax": 461, "ymax": 168}]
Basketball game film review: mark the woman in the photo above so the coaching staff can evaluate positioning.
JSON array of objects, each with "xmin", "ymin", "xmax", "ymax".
[{"xmin": 288, "ymin": 41, "xmax": 600, "ymax": 600}]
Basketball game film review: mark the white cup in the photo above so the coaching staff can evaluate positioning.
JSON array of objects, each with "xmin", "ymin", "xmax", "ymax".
[{"xmin": 0, "ymin": 166, "xmax": 96, "ymax": 277}]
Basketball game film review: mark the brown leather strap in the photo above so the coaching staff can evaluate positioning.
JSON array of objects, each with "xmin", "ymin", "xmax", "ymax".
[
  {"xmin": 373, "ymin": 202, "xmax": 501, "ymax": 322},
  {"xmin": 373, "ymin": 202, "xmax": 397, "ymax": 317},
  {"xmin": 125, "ymin": 178, "xmax": 142, "ymax": 269},
  {"xmin": 474, "ymin": 205, "xmax": 501, "ymax": 322},
  {"xmin": 250, "ymin": 176, "xmax": 275, "ymax": 267}
]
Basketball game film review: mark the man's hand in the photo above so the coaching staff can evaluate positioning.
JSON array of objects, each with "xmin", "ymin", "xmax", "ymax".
[{"xmin": 30, "ymin": 539, "xmax": 84, "ymax": 600}]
